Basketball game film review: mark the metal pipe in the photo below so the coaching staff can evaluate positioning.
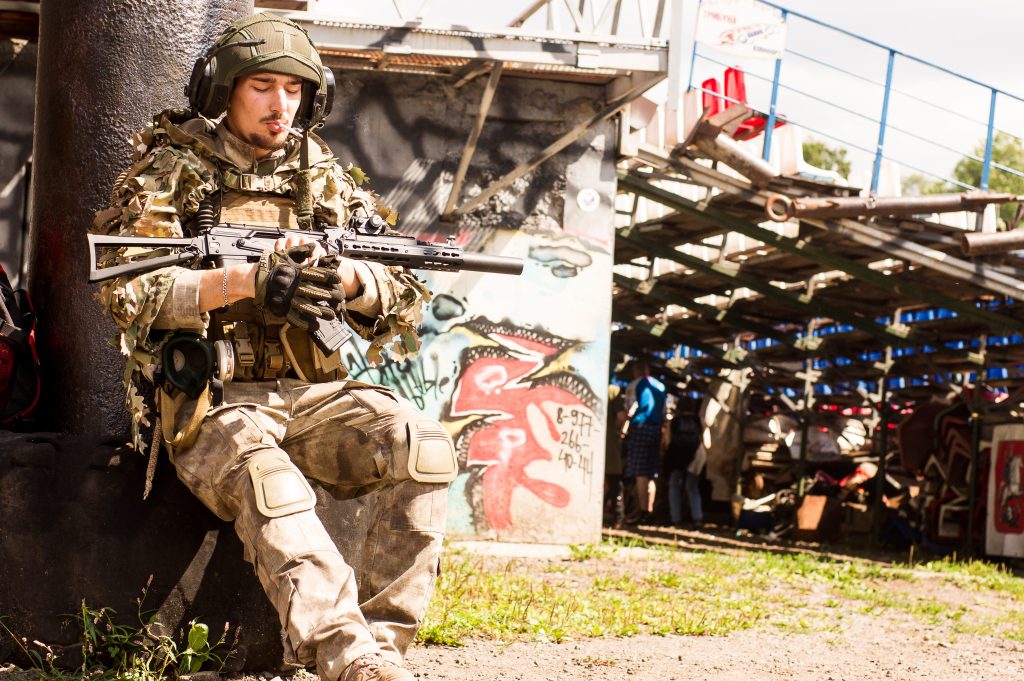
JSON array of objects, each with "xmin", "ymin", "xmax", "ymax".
[
  {"xmin": 960, "ymin": 228, "xmax": 1024, "ymax": 256},
  {"xmin": 694, "ymin": 131, "xmax": 779, "ymax": 186},
  {"xmin": 761, "ymin": 9, "xmax": 787, "ymax": 163},
  {"xmin": 765, "ymin": 190, "xmax": 1019, "ymax": 222},
  {"xmin": 871, "ymin": 50, "xmax": 896, "ymax": 193}
]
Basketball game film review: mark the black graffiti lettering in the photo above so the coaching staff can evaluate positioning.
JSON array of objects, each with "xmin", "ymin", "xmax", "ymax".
[{"xmin": 344, "ymin": 349, "xmax": 449, "ymax": 411}]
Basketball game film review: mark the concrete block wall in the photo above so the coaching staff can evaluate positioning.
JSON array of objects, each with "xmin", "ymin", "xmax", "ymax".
[{"xmin": 320, "ymin": 71, "xmax": 615, "ymax": 545}]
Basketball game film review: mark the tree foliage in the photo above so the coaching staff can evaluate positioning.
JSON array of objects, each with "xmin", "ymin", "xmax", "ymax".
[
  {"xmin": 901, "ymin": 172, "xmax": 946, "ymax": 197},
  {"xmin": 802, "ymin": 140, "xmax": 851, "ymax": 178},
  {"xmin": 951, "ymin": 132, "xmax": 1024, "ymax": 227}
]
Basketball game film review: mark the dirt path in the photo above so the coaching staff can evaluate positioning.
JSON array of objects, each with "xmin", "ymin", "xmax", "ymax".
[
  {"xmin": 400, "ymin": 530, "xmax": 1023, "ymax": 681},
  {"xmin": 3, "ymin": 528, "xmax": 1022, "ymax": 681},
  {"xmin": 405, "ymin": 621, "xmax": 1023, "ymax": 680}
]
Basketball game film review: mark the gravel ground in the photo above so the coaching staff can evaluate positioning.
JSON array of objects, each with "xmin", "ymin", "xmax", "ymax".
[
  {"xmin": 401, "ymin": 529, "xmax": 1024, "ymax": 681},
  {"xmin": 3, "ymin": 527, "xmax": 1022, "ymax": 681},
  {"xmin": 404, "ymin": 627, "xmax": 1024, "ymax": 681}
]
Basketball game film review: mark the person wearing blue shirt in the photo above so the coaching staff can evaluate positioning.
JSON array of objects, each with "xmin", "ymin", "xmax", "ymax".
[{"xmin": 623, "ymin": 361, "xmax": 667, "ymax": 524}]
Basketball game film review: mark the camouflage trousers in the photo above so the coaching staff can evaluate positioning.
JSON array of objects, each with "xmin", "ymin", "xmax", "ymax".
[{"xmin": 169, "ymin": 378, "xmax": 449, "ymax": 680}]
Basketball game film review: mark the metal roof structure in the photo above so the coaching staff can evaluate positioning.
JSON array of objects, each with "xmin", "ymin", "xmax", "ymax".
[
  {"xmin": 269, "ymin": 0, "xmax": 673, "ymax": 221},
  {"xmin": 613, "ymin": 132, "xmax": 1024, "ymax": 406}
]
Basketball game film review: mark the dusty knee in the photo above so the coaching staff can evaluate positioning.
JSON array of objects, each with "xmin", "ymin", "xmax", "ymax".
[
  {"xmin": 248, "ymin": 451, "xmax": 317, "ymax": 518},
  {"xmin": 404, "ymin": 418, "xmax": 458, "ymax": 484}
]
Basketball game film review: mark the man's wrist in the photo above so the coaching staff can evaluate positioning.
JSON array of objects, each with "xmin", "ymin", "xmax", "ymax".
[
  {"xmin": 340, "ymin": 259, "xmax": 362, "ymax": 299},
  {"xmin": 232, "ymin": 262, "xmax": 259, "ymax": 300}
]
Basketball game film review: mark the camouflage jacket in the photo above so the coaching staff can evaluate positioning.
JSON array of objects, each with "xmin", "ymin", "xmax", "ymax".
[{"xmin": 94, "ymin": 110, "xmax": 430, "ymax": 452}]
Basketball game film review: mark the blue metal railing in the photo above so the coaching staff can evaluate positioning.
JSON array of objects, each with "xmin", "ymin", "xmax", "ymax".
[{"xmin": 687, "ymin": 0, "xmax": 1024, "ymax": 194}]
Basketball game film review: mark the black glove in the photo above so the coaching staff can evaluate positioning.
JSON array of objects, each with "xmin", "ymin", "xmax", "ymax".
[{"xmin": 254, "ymin": 244, "xmax": 346, "ymax": 329}]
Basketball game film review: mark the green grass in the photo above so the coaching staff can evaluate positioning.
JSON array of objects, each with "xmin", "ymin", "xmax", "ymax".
[
  {"xmin": 418, "ymin": 541, "xmax": 1024, "ymax": 647},
  {"xmin": 418, "ymin": 548, "xmax": 774, "ymax": 645},
  {"xmin": 914, "ymin": 557, "xmax": 1024, "ymax": 598}
]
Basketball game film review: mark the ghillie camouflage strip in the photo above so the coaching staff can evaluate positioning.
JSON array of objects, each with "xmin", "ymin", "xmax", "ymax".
[
  {"xmin": 364, "ymin": 269, "xmax": 432, "ymax": 366},
  {"xmin": 94, "ymin": 112, "xmax": 430, "ymax": 453}
]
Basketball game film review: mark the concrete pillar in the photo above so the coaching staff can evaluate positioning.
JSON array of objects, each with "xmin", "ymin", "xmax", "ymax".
[{"xmin": 24, "ymin": 0, "xmax": 253, "ymax": 437}]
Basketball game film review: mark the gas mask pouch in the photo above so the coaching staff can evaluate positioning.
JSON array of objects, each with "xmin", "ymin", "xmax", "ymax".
[{"xmin": 161, "ymin": 332, "xmax": 217, "ymax": 399}]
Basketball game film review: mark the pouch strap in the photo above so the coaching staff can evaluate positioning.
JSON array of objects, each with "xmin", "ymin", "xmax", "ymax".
[{"xmin": 159, "ymin": 385, "xmax": 213, "ymax": 454}]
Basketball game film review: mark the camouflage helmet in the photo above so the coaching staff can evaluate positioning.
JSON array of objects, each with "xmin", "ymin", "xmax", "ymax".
[{"xmin": 186, "ymin": 11, "xmax": 334, "ymax": 126}]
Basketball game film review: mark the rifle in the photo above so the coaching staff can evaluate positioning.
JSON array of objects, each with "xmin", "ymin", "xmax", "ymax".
[{"xmin": 88, "ymin": 215, "xmax": 524, "ymax": 354}]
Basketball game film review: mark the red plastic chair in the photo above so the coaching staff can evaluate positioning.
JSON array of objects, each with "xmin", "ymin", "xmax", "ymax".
[
  {"xmin": 701, "ymin": 77, "xmax": 722, "ymax": 117},
  {"xmin": 723, "ymin": 66, "xmax": 785, "ymax": 141}
]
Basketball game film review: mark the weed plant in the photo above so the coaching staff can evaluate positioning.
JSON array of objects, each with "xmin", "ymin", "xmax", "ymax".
[{"xmin": 0, "ymin": 578, "xmax": 226, "ymax": 680}]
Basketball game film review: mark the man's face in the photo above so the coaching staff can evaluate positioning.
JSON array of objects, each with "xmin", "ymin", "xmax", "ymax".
[{"xmin": 225, "ymin": 72, "xmax": 303, "ymax": 157}]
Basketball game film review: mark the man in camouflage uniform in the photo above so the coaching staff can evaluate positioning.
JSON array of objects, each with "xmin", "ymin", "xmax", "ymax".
[{"xmin": 93, "ymin": 13, "xmax": 456, "ymax": 681}]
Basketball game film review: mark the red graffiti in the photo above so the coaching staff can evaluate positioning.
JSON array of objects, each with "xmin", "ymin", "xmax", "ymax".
[
  {"xmin": 451, "ymin": 352, "xmax": 585, "ymax": 530},
  {"xmin": 994, "ymin": 440, "xmax": 1024, "ymax": 534}
]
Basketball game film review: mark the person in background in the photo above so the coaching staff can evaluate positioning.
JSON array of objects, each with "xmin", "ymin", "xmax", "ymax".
[
  {"xmin": 622, "ymin": 361, "xmax": 666, "ymax": 525},
  {"xmin": 603, "ymin": 385, "xmax": 628, "ymax": 526},
  {"xmin": 667, "ymin": 398, "xmax": 704, "ymax": 528}
]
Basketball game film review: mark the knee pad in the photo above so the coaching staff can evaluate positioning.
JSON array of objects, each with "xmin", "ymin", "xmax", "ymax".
[
  {"xmin": 406, "ymin": 420, "xmax": 458, "ymax": 483},
  {"xmin": 248, "ymin": 451, "xmax": 317, "ymax": 518}
]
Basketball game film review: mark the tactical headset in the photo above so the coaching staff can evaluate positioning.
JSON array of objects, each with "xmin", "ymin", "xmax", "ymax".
[{"xmin": 185, "ymin": 12, "xmax": 335, "ymax": 129}]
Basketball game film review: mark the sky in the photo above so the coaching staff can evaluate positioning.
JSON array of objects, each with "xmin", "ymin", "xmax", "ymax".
[
  {"xmin": 307, "ymin": 0, "xmax": 1024, "ymax": 185},
  {"xmin": 746, "ymin": 0, "xmax": 1024, "ymax": 183},
  {"xmin": 767, "ymin": 1, "xmax": 1023, "ymax": 93}
]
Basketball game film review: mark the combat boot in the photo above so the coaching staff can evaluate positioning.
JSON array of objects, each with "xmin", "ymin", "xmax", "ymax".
[{"xmin": 342, "ymin": 653, "xmax": 415, "ymax": 681}]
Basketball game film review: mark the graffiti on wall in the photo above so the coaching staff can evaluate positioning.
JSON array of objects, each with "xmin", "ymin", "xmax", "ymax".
[
  {"xmin": 443, "ymin": 318, "xmax": 601, "ymax": 533},
  {"xmin": 341, "ymin": 225, "xmax": 612, "ymax": 542},
  {"xmin": 897, "ymin": 401, "xmax": 985, "ymax": 546}
]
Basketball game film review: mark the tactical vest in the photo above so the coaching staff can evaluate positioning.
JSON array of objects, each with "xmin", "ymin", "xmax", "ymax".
[{"xmin": 208, "ymin": 191, "xmax": 346, "ymax": 384}]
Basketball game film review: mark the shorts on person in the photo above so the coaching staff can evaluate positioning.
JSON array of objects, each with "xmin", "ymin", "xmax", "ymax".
[{"xmin": 624, "ymin": 421, "xmax": 662, "ymax": 478}]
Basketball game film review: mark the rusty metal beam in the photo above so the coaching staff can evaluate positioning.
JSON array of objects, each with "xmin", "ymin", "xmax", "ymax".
[
  {"xmin": 619, "ymin": 172, "xmax": 1024, "ymax": 335},
  {"xmin": 613, "ymin": 272, "xmax": 800, "ymax": 346},
  {"xmin": 443, "ymin": 61, "xmax": 502, "ymax": 219},
  {"xmin": 450, "ymin": 72, "xmax": 663, "ymax": 217},
  {"xmin": 617, "ymin": 229, "xmax": 910, "ymax": 345},
  {"xmin": 806, "ymin": 215, "xmax": 1024, "ymax": 301},
  {"xmin": 611, "ymin": 308, "xmax": 743, "ymax": 366}
]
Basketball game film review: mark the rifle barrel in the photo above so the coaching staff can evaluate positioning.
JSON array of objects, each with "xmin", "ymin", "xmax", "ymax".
[{"xmin": 460, "ymin": 252, "xmax": 524, "ymax": 275}]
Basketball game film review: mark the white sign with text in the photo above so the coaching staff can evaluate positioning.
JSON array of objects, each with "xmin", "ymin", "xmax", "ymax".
[{"xmin": 696, "ymin": 0, "xmax": 788, "ymax": 59}]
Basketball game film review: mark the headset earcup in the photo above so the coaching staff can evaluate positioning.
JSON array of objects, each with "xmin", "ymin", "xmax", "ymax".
[
  {"xmin": 187, "ymin": 55, "xmax": 235, "ymax": 119},
  {"xmin": 186, "ymin": 57, "xmax": 207, "ymax": 109},
  {"xmin": 318, "ymin": 67, "xmax": 335, "ymax": 123},
  {"xmin": 205, "ymin": 81, "xmax": 232, "ymax": 119}
]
